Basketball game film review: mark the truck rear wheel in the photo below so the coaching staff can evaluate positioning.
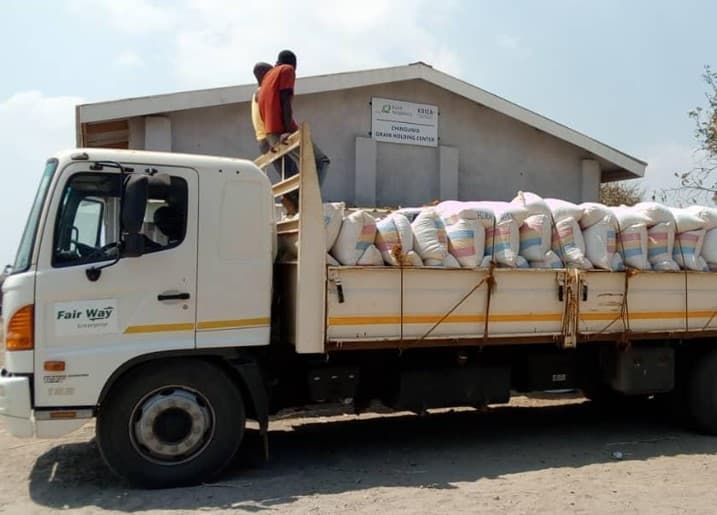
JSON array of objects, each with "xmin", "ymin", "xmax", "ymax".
[
  {"xmin": 688, "ymin": 351, "xmax": 717, "ymax": 435},
  {"xmin": 96, "ymin": 359, "xmax": 245, "ymax": 488}
]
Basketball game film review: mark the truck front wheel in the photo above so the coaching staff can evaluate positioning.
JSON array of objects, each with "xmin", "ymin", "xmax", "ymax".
[
  {"xmin": 96, "ymin": 359, "xmax": 245, "ymax": 488},
  {"xmin": 688, "ymin": 351, "xmax": 717, "ymax": 435}
]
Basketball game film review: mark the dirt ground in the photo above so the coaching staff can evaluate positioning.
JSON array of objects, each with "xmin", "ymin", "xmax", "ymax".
[{"xmin": 1, "ymin": 395, "xmax": 717, "ymax": 514}]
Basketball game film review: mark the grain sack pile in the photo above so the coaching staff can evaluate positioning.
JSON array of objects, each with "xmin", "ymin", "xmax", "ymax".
[{"xmin": 319, "ymin": 194, "xmax": 717, "ymax": 271}]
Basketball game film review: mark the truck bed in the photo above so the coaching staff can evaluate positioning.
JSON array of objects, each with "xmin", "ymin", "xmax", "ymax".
[
  {"xmin": 261, "ymin": 125, "xmax": 717, "ymax": 355},
  {"xmin": 325, "ymin": 267, "xmax": 717, "ymax": 351}
]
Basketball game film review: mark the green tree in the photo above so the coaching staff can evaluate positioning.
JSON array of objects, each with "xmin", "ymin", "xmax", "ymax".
[
  {"xmin": 599, "ymin": 181, "xmax": 642, "ymax": 206},
  {"xmin": 662, "ymin": 66, "xmax": 717, "ymax": 204}
]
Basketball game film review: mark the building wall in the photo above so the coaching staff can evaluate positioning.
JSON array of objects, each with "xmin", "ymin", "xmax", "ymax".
[{"xmin": 145, "ymin": 79, "xmax": 597, "ymax": 206}]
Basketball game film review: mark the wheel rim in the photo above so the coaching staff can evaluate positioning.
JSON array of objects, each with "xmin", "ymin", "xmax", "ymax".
[{"xmin": 129, "ymin": 386, "xmax": 215, "ymax": 465}]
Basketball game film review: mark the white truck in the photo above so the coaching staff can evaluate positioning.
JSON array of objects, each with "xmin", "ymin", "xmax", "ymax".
[{"xmin": 2, "ymin": 125, "xmax": 717, "ymax": 487}]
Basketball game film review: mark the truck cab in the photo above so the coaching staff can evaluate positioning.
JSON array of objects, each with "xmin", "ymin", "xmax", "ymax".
[{"xmin": 1, "ymin": 148, "xmax": 275, "ymax": 485}]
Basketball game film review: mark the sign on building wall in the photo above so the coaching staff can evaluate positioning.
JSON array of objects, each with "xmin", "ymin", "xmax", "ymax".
[{"xmin": 371, "ymin": 97, "xmax": 438, "ymax": 147}]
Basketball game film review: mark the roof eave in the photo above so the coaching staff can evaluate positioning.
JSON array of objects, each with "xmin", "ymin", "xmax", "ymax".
[{"xmin": 77, "ymin": 62, "xmax": 646, "ymax": 180}]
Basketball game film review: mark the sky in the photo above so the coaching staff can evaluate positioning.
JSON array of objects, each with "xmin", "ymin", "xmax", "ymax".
[{"xmin": 1, "ymin": 0, "xmax": 716, "ymax": 266}]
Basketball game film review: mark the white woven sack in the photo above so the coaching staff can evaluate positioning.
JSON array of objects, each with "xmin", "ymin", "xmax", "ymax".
[
  {"xmin": 552, "ymin": 217, "xmax": 591, "ymax": 269},
  {"xmin": 512, "ymin": 192, "xmax": 582, "ymax": 222},
  {"xmin": 357, "ymin": 245, "xmax": 384, "ymax": 266},
  {"xmin": 394, "ymin": 207, "xmax": 422, "ymax": 223},
  {"xmin": 546, "ymin": 198, "xmax": 583, "ymax": 222},
  {"xmin": 326, "ymin": 253, "xmax": 340, "ymax": 266},
  {"xmin": 405, "ymin": 251, "xmax": 424, "ymax": 267},
  {"xmin": 612, "ymin": 206, "xmax": 652, "ymax": 229},
  {"xmin": 512, "ymin": 191, "xmax": 548, "ymax": 218},
  {"xmin": 330, "ymin": 210, "xmax": 377, "ymax": 265},
  {"xmin": 673, "ymin": 229, "xmax": 708, "ymax": 271},
  {"xmin": 618, "ymin": 224, "xmax": 650, "ymax": 270},
  {"xmin": 425, "ymin": 254, "xmax": 461, "ymax": 268},
  {"xmin": 323, "ymin": 202, "xmax": 345, "ymax": 249},
  {"xmin": 647, "ymin": 222, "xmax": 679, "ymax": 271},
  {"xmin": 435, "ymin": 201, "xmax": 479, "ymax": 226},
  {"xmin": 633, "ymin": 202, "xmax": 674, "ymax": 227},
  {"xmin": 529, "ymin": 250, "xmax": 564, "ymax": 269},
  {"xmin": 686, "ymin": 206, "xmax": 717, "ymax": 230},
  {"xmin": 466, "ymin": 201, "xmax": 529, "ymax": 225},
  {"xmin": 444, "ymin": 254, "xmax": 461, "ymax": 268},
  {"xmin": 519, "ymin": 214, "xmax": 553, "ymax": 262},
  {"xmin": 411, "ymin": 209, "xmax": 448, "ymax": 261},
  {"xmin": 393, "ymin": 213, "xmax": 413, "ymax": 250},
  {"xmin": 583, "ymin": 220, "xmax": 618, "ymax": 270},
  {"xmin": 611, "ymin": 253, "xmax": 626, "ymax": 271},
  {"xmin": 580, "ymin": 202, "xmax": 616, "ymax": 229},
  {"xmin": 669, "ymin": 207, "xmax": 705, "ymax": 233},
  {"xmin": 446, "ymin": 218, "xmax": 485, "ymax": 268},
  {"xmin": 375, "ymin": 213, "xmax": 414, "ymax": 266},
  {"xmin": 702, "ymin": 228, "xmax": 717, "ymax": 264},
  {"xmin": 484, "ymin": 219, "xmax": 524, "ymax": 267}
]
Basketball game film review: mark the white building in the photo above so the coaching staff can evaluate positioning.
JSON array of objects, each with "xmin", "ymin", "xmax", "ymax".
[{"xmin": 76, "ymin": 62, "xmax": 645, "ymax": 206}]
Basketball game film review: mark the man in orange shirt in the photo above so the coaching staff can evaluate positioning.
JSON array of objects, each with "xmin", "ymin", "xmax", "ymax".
[
  {"xmin": 252, "ymin": 61, "xmax": 295, "ymax": 180},
  {"xmin": 259, "ymin": 50, "xmax": 330, "ymax": 212}
]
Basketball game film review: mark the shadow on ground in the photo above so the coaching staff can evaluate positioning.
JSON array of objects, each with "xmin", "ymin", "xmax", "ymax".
[{"xmin": 28, "ymin": 400, "xmax": 717, "ymax": 511}]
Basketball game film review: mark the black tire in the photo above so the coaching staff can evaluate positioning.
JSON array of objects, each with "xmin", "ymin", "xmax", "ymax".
[
  {"xmin": 96, "ymin": 359, "xmax": 245, "ymax": 488},
  {"xmin": 688, "ymin": 351, "xmax": 717, "ymax": 434}
]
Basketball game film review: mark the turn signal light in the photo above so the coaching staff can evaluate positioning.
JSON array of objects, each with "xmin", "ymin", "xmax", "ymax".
[
  {"xmin": 6, "ymin": 305, "xmax": 34, "ymax": 351},
  {"xmin": 44, "ymin": 361, "xmax": 65, "ymax": 372},
  {"xmin": 50, "ymin": 411, "xmax": 77, "ymax": 420}
]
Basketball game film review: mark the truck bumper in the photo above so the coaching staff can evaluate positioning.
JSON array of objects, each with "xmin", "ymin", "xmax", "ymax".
[
  {"xmin": 0, "ymin": 371, "xmax": 90, "ymax": 438},
  {"xmin": 0, "ymin": 373, "xmax": 33, "ymax": 438}
]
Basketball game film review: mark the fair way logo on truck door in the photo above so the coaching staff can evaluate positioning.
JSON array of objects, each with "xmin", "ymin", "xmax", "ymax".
[{"xmin": 54, "ymin": 299, "xmax": 119, "ymax": 336}]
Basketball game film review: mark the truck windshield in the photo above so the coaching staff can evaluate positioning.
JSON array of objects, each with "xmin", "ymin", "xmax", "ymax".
[{"xmin": 12, "ymin": 159, "xmax": 57, "ymax": 273}]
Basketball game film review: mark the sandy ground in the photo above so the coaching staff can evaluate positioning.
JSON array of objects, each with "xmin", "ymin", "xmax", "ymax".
[{"xmin": 1, "ymin": 394, "xmax": 717, "ymax": 514}]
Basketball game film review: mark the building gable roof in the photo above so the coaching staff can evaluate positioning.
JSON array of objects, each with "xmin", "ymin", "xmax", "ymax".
[{"xmin": 77, "ymin": 62, "xmax": 646, "ymax": 179}]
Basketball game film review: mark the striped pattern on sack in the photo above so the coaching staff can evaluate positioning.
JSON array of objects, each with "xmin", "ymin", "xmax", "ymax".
[
  {"xmin": 606, "ymin": 229, "xmax": 617, "ymax": 254},
  {"xmin": 647, "ymin": 230, "xmax": 669, "ymax": 258},
  {"xmin": 520, "ymin": 215, "xmax": 552, "ymax": 262},
  {"xmin": 434, "ymin": 218, "xmax": 448, "ymax": 246},
  {"xmin": 552, "ymin": 223, "xmax": 579, "ymax": 257},
  {"xmin": 375, "ymin": 218, "xmax": 400, "ymax": 253},
  {"xmin": 446, "ymin": 228, "xmax": 476, "ymax": 257},
  {"xmin": 485, "ymin": 225, "xmax": 512, "ymax": 255},
  {"xmin": 442, "ymin": 213, "xmax": 463, "ymax": 226},
  {"xmin": 356, "ymin": 222, "xmax": 376, "ymax": 251},
  {"xmin": 519, "ymin": 219, "xmax": 543, "ymax": 252},
  {"xmin": 619, "ymin": 230, "xmax": 644, "ymax": 258},
  {"xmin": 674, "ymin": 231, "xmax": 700, "ymax": 256}
]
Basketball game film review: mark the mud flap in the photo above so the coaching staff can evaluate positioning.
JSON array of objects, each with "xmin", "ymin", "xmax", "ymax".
[{"xmin": 231, "ymin": 360, "xmax": 270, "ymax": 459}]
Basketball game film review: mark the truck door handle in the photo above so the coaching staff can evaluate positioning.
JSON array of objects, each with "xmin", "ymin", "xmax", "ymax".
[{"xmin": 157, "ymin": 292, "xmax": 191, "ymax": 301}]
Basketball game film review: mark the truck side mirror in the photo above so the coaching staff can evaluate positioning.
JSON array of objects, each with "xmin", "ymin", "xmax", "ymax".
[
  {"xmin": 122, "ymin": 174, "xmax": 148, "ymax": 257},
  {"xmin": 122, "ymin": 233, "xmax": 145, "ymax": 258}
]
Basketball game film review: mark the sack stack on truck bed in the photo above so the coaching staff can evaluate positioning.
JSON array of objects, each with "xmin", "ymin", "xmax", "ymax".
[{"xmin": 318, "ymin": 191, "xmax": 717, "ymax": 273}]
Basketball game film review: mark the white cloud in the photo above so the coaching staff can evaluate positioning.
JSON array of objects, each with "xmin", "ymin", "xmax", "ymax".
[
  {"xmin": 176, "ymin": 1, "xmax": 462, "ymax": 88},
  {"xmin": 0, "ymin": 91, "xmax": 83, "ymax": 266},
  {"xmin": 68, "ymin": 0, "xmax": 462, "ymax": 89},
  {"xmin": 116, "ymin": 50, "xmax": 144, "ymax": 68}
]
